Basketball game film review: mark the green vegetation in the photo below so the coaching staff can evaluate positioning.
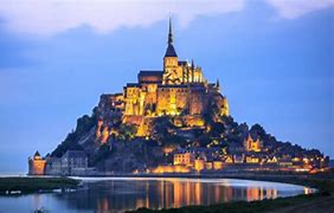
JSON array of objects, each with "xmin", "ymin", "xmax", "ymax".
[
  {"xmin": 117, "ymin": 123, "xmax": 137, "ymax": 141},
  {"xmin": 0, "ymin": 177, "xmax": 80, "ymax": 194},
  {"xmin": 151, "ymin": 116, "xmax": 174, "ymax": 143},
  {"xmin": 150, "ymin": 116, "xmax": 188, "ymax": 148}
]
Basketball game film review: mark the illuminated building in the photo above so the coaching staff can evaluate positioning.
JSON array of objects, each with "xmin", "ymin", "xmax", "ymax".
[
  {"xmin": 245, "ymin": 156, "xmax": 260, "ymax": 164},
  {"xmin": 28, "ymin": 151, "xmax": 46, "ymax": 175},
  {"xmin": 194, "ymin": 159, "xmax": 205, "ymax": 172},
  {"xmin": 244, "ymin": 134, "xmax": 262, "ymax": 152},
  {"xmin": 97, "ymin": 18, "xmax": 229, "ymax": 138},
  {"xmin": 224, "ymin": 155, "xmax": 234, "ymax": 163},
  {"xmin": 151, "ymin": 165, "xmax": 190, "ymax": 174},
  {"xmin": 267, "ymin": 156, "xmax": 278, "ymax": 163},
  {"xmin": 173, "ymin": 152, "xmax": 195, "ymax": 167},
  {"xmin": 213, "ymin": 161, "xmax": 223, "ymax": 170}
]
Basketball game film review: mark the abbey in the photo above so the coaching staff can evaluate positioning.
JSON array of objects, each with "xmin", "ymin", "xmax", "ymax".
[
  {"xmin": 28, "ymin": 19, "xmax": 330, "ymax": 176},
  {"xmin": 109, "ymin": 19, "xmax": 228, "ymax": 122}
]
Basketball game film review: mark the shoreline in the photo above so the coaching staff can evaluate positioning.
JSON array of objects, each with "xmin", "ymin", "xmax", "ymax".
[
  {"xmin": 68, "ymin": 171, "xmax": 312, "ymax": 186},
  {"xmin": 1, "ymin": 171, "xmax": 333, "ymax": 212},
  {"xmin": 70, "ymin": 173, "xmax": 311, "ymax": 186},
  {"xmin": 0, "ymin": 176, "xmax": 80, "ymax": 195}
]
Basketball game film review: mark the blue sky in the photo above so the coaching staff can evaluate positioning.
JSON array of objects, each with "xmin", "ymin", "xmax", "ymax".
[{"xmin": 0, "ymin": 0, "xmax": 333, "ymax": 173}]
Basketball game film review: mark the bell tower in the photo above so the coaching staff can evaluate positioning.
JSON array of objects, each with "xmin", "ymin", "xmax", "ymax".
[{"xmin": 163, "ymin": 18, "xmax": 179, "ymax": 85}]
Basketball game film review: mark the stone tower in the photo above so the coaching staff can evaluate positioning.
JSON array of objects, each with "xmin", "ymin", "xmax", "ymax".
[{"xmin": 28, "ymin": 151, "xmax": 46, "ymax": 175}]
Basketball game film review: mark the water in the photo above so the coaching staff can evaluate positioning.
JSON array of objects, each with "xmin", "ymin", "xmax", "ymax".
[{"xmin": 0, "ymin": 177, "xmax": 314, "ymax": 213}]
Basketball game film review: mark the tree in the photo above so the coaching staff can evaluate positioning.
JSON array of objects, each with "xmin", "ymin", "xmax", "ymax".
[
  {"xmin": 151, "ymin": 116, "xmax": 174, "ymax": 143},
  {"xmin": 250, "ymin": 124, "xmax": 266, "ymax": 138},
  {"xmin": 92, "ymin": 144, "xmax": 113, "ymax": 166},
  {"xmin": 209, "ymin": 122, "xmax": 226, "ymax": 137},
  {"xmin": 197, "ymin": 134, "xmax": 211, "ymax": 147},
  {"xmin": 117, "ymin": 123, "xmax": 137, "ymax": 141}
]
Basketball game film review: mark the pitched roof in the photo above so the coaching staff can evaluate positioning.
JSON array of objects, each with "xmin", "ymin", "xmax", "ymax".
[
  {"xmin": 126, "ymin": 83, "xmax": 140, "ymax": 87},
  {"xmin": 178, "ymin": 61, "xmax": 188, "ymax": 66},
  {"xmin": 164, "ymin": 44, "xmax": 177, "ymax": 57},
  {"xmin": 34, "ymin": 151, "xmax": 41, "ymax": 157},
  {"xmin": 138, "ymin": 71, "xmax": 163, "ymax": 77}
]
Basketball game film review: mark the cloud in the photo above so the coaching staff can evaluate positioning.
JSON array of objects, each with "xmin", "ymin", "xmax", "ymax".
[
  {"xmin": 266, "ymin": 0, "xmax": 334, "ymax": 19},
  {"xmin": 0, "ymin": 0, "xmax": 333, "ymax": 37},
  {"xmin": 0, "ymin": 0, "xmax": 245, "ymax": 37}
]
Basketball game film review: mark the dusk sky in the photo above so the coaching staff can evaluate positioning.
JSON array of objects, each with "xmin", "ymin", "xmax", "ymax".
[{"xmin": 0, "ymin": 0, "xmax": 333, "ymax": 173}]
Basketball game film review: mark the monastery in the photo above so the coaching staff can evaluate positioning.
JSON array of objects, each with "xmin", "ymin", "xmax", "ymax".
[{"xmin": 98, "ymin": 18, "xmax": 229, "ymax": 137}]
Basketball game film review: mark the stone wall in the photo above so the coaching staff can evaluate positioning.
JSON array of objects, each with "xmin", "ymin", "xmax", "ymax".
[{"xmin": 156, "ymin": 86, "xmax": 189, "ymax": 115}]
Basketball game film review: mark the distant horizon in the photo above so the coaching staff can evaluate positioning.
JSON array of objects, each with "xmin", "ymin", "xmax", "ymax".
[{"xmin": 0, "ymin": 1, "xmax": 333, "ymax": 172}]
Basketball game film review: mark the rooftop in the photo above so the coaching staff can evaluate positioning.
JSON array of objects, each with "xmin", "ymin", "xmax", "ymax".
[{"xmin": 138, "ymin": 71, "xmax": 163, "ymax": 76}]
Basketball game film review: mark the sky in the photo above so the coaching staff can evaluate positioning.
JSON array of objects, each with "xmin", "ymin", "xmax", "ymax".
[{"xmin": 0, "ymin": 0, "xmax": 333, "ymax": 173}]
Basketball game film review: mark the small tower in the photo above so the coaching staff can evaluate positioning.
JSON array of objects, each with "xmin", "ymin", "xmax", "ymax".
[
  {"xmin": 191, "ymin": 60, "xmax": 195, "ymax": 83},
  {"xmin": 216, "ymin": 79, "xmax": 220, "ymax": 92},
  {"xmin": 28, "ymin": 151, "xmax": 46, "ymax": 175}
]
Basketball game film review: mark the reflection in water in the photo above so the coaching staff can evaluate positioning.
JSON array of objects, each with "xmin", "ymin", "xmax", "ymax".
[
  {"xmin": 32, "ymin": 194, "xmax": 42, "ymax": 210},
  {"xmin": 0, "ymin": 178, "xmax": 313, "ymax": 212},
  {"xmin": 52, "ymin": 178, "xmax": 310, "ymax": 212}
]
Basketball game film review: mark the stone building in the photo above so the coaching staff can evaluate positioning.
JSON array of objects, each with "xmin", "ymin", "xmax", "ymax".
[
  {"xmin": 45, "ymin": 150, "xmax": 88, "ymax": 176},
  {"xmin": 28, "ymin": 151, "xmax": 46, "ymax": 175},
  {"xmin": 61, "ymin": 150, "xmax": 88, "ymax": 176},
  {"xmin": 173, "ymin": 151, "xmax": 195, "ymax": 167},
  {"xmin": 98, "ymin": 18, "xmax": 229, "ymax": 138},
  {"xmin": 244, "ymin": 134, "xmax": 262, "ymax": 152},
  {"xmin": 122, "ymin": 19, "xmax": 228, "ymax": 117},
  {"xmin": 45, "ymin": 157, "xmax": 62, "ymax": 176}
]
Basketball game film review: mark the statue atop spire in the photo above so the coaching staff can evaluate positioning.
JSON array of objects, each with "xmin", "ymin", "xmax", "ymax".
[{"xmin": 164, "ymin": 17, "xmax": 177, "ymax": 57}]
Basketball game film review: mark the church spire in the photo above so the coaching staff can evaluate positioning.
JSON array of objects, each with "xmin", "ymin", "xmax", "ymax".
[
  {"xmin": 168, "ymin": 17, "xmax": 173, "ymax": 45},
  {"xmin": 164, "ymin": 17, "xmax": 177, "ymax": 57}
]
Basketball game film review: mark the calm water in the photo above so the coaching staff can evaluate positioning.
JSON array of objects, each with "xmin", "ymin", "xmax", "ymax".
[{"xmin": 0, "ymin": 177, "xmax": 314, "ymax": 213}]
